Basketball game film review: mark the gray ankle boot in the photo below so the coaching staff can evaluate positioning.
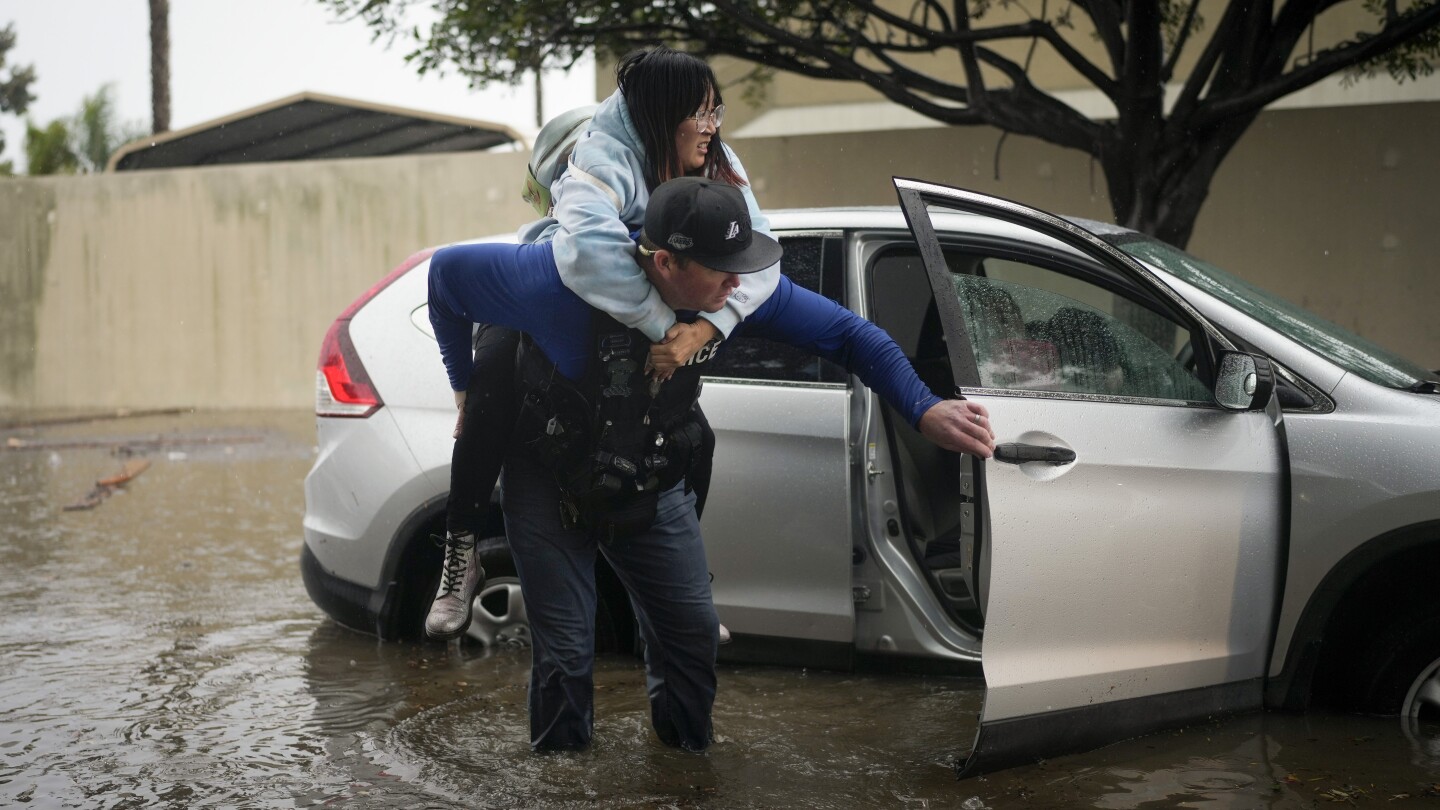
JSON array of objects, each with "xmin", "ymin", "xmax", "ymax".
[{"xmin": 425, "ymin": 532, "xmax": 485, "ymax": 640}]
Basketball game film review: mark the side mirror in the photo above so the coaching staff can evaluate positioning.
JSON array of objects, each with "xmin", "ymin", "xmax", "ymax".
[{"xmin": 1215, "ymin": 351, "xmax": 1275, "ymax": 411}]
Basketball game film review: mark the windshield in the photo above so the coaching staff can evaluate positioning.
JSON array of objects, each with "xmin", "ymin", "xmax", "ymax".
[{"xmin": 1105, "ymin": 232, "xmax": 1437, "ymax": 390}]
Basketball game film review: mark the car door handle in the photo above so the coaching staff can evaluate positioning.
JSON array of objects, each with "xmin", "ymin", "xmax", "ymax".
[{"xmin": 993, "ymin": 443, "xmax": 1076, "ymax": 465}]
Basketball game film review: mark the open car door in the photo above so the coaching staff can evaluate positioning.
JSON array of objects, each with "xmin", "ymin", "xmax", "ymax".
[{"xmin": 891, "ymin": 178, "xmax": 1288, "ymax": 776}]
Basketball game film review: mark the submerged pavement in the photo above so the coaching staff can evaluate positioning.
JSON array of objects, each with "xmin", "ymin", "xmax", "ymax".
[{"xmin": 1, "ymin": 410, "xmax": 1436, "ymax": 808}]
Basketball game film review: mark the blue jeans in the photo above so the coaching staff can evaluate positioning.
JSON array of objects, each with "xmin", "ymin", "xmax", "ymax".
[{"xmin": 501, "ymin": 451, "xmax": 720, "ymax": 751}]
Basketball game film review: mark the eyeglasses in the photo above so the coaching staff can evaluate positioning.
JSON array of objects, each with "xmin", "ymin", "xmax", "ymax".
[{"xmin": 686, "ymin": 104, "xmax": 726, "ymax": 134}]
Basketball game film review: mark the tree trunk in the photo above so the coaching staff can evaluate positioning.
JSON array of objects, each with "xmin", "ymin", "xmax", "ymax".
[
  {"xmin": 1126, "ymin": 166, "xmax": 1212, "ymax": 250},
  {"xmin": 1101, "ymin": 115, "xmax": 1258, "ymax": 250},
  {"xmin": 149, "ymin": 0, "xmax": 170, "ymax": 135}
]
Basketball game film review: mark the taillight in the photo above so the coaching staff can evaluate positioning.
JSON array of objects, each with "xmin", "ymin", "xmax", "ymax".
[
  {"xmin": 316, "ymin": 322, "xmax": 381, "ymax": 417},
  {"xmin": 316, "ymin": 247, "xmax": 437, "ymax": 418}
]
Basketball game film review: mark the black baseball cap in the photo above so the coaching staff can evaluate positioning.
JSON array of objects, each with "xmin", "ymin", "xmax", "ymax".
[{"xmin": 642, "ymin": 177, "xmax": 782, "ymax": 274}]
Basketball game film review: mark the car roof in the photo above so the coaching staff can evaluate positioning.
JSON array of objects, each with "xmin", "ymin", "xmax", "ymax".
[
  {"xmin": 764, "ymin": 206, "xmax": 1138, "ymax": 256},
  {"xmin": 447, "ymin": 207, "xmax": 1141, "ymax": 264}
]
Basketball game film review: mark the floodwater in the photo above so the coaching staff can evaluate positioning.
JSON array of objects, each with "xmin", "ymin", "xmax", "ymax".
[{"xmin": 1, "ymin": 410, "xmax": 1437, "ymax": 809}]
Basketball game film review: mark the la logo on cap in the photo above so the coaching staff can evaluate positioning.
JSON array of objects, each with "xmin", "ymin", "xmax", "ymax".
[{"xmin": 724, "ymin": 221, "xmax": 741, "ymax": 240}]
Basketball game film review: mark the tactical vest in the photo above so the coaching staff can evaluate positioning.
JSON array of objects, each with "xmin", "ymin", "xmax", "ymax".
[{"xmin": 514, "ymin": 313, "xmax": 706, "ymax": 540}]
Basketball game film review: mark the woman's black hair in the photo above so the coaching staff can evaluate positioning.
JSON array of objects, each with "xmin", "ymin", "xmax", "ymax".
[{"xmin": 616, "ymin": 45, "xmax": 745, "ymax": 191}]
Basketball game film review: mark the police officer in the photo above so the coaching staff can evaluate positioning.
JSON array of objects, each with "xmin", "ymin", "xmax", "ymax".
[{"xmin": 427, "ymin": 177, "xmax": 995, "ymax": 752}]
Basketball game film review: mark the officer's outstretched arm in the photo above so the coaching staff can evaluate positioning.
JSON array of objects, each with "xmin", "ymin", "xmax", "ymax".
[
  {"xmin": 739, "ymin": 276, "xmax": 997, "ymax": 458},
  {"xmin": 918, "ymin": 400, "xmax": 995, "ymax": 459}
]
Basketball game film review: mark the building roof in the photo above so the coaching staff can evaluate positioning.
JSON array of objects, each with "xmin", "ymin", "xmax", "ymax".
[{"xmin": 108, "ymin": 92, "xmax": 524, "ymax": 172}]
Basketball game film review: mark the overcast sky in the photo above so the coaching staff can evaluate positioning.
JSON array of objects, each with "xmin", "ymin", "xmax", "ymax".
[{"xmin": 1, "ymin": 0, "xmax": 597, "ymax": 171}]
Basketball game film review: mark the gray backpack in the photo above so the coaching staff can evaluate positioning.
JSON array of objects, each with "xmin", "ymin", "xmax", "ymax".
[{"xmin": 522, "ymin": 105, "xmax": 598, "ymax": 216}]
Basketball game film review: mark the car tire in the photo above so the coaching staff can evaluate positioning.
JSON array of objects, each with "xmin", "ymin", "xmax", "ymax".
[
  {"xmin": 460, "ymin": 535, "xmax": 627, "ymax": 654},
  {"xmin": 1351, "ymin": 604, "xmax": 1440, "ymax": 719},
  {"xmin": 463, "ymin": 536, "xmax": 530, "ymax": 649}
]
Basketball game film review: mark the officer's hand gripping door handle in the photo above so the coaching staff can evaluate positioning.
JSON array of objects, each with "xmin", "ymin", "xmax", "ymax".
[{"xmin": 992, "ymin": 443, "xmax": 1076, "ymax": 465}]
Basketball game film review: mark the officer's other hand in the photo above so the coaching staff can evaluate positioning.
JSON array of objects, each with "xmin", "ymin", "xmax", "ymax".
[
  {"xmin": 453, "ymin": 389, "xmax": 466, "ymax": 439},
  {"xmin": 649, "ymin": 320, "xmax": 720, "ymax": 381},
  {"xmin": 918, "ymin": 400, "xmax": 995, "ymax": 458}
]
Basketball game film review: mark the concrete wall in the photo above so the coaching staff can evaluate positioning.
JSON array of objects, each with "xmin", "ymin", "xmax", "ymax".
[
  {"xmin": 0, "ymin": 151, "xmax": 536, "ymax": 410},
  {"xmin": 0, "ymin": 100, "xmax": 1435, "ymax": 411}
]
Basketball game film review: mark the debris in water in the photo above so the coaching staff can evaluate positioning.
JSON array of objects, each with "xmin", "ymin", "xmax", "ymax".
[
  {"xmin": 1317, "ymin": 785, "xmax": 1367, "ymax": 803},
  {"xmin": 63, "ymin": 459, "xmax": 152, "ymax": 511}
]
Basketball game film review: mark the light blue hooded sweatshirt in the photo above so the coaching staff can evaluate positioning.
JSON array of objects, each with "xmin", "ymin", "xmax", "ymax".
[{"xmin": 517, "ymin": 90, "xmax": 779, "ymax": 343}]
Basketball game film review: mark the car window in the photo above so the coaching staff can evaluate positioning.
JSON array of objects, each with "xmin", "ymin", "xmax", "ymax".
[
  {"xmin": 871, "ymin": 247, "xmax": 1213, "ymax": 403},
  {"xmin": 703, "ymin": 236, "xmax": 848, "ymax": 384}
]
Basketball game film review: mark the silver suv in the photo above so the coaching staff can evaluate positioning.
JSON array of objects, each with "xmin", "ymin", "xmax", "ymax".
[{"xmin": 302, "ymin": 179, "xmax": 1440, "ymax": 775}]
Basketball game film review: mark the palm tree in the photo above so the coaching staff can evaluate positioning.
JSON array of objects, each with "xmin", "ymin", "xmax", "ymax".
[
  {"xmin": 27, "ymin": 85, "xmax": 145, "ymax": 175},
  {"xmin": 74, "ymin": 85, "xmax": 146, "ymax": 172},
  {"xmin": 25, "ymin": 119, "xmax": 77, "ymax": 175},
  {"xmin": 150, "ymin": 0, "xmax": 170, "ymax": 134}
]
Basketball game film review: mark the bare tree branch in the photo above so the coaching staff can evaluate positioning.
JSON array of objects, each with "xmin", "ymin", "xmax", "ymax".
[
  {"xmin": 954, "ymin": 0, "xmax": 990, "ymax": 111},
  {"xmin": 1170, "ymin": 0, "xmax": 1252, "ymax": 123},
  {"xmin": 1070, "ymin": 0, "xmax": 1127, "ymax": 74},
  {"xmin": 1193, "ymin": 0, "xmax": 1440, "ymax": 126},
  {"xmin": 979, "ymin": 20, "xmax": 1118, "ymax": 93},
  {"xmin": 1121, "ymin": 0, "xmax": 1165, "ymax": 103},
  {"xmin": 860, "ymin": 40, "xmax": 972, "ymax": 101},
  {"xmin": 709, "ymin": 0, "xmax": 986, "ymax": 121},
  {"xmin": 975, "ymin": 49, "xmax": 1107, "ymax": 151},
  {"xmin": 1161, "ymin": 0, "xmax": 1205, "ymax": 83},
  {"xmin": 1265, "ymin": 0, "xmax": 1351, "ymax": 75},
  {"xmin": 845, "ymin": 0, "xmax": 955, "ymax": 37},
  {"xmin": 1218, "ymin": 0, "xmax": 1280, "ymax": 93}
]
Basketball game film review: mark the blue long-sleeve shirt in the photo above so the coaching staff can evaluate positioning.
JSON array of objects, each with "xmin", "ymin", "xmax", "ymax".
[{"xmin": 427, "ymin": 241, "xmax": 943, "ymax": 428}]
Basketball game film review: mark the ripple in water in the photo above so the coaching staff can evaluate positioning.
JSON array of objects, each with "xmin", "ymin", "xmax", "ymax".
[{"xmin": 382, "ymin": 656, "xmax": 981, "ymax": 809}]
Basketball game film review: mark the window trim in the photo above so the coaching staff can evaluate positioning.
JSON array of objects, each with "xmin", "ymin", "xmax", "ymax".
[
  {"xmin": 1275, "ymin": 362, "xmax": 1336, "ymax": 414},
  {"xmin": 958, "ymin": 385, "xmax": 1217, "ymax": 409},
  {"xmin": 699, "ymin": 376, "xmax": 848, "ymax": 390}
]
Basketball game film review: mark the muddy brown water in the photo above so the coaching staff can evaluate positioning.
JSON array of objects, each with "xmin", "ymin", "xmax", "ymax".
[{"xmin": 1, "ymin": 410, "xmax": 1437, "ymax": 808}]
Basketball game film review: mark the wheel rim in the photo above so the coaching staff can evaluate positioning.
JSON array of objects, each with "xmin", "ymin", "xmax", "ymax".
[
  {"xmin": 464, "ymin": 576, "xmax": 530, "ymax": 648},
  {"xmin": 1401, "ymin": 653, "xmax": 1440, "ymax": 763},
  {"xmin": 1403, "ymin": 654, "xmax": 1440, "ymax": 721}
]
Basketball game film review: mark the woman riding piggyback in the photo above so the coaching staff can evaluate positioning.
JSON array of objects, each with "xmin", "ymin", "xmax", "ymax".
[{"xmin": 519, "ymin": 45, "xmax": 778, "ymax": 349}]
